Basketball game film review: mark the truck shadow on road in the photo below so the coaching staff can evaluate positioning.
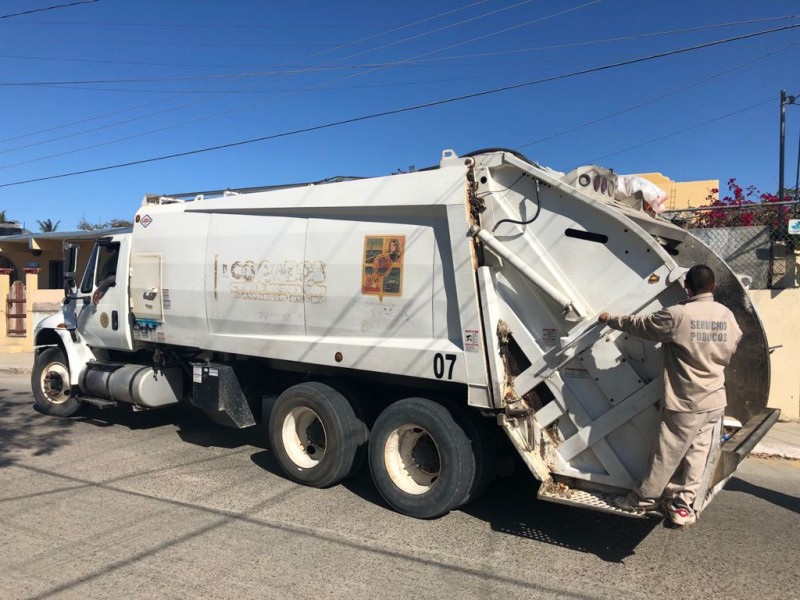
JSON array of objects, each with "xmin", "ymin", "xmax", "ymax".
[
  {"xmin": 725, "ymin": 476, "xmax": 800, "ymax": 514},
  {"xmin": 460, "ymin": 474, "xmax": 660, "ymax": 563},
  {"xmin": 336, "ymin": 465, "xmax": 659, "ymax": 564}
]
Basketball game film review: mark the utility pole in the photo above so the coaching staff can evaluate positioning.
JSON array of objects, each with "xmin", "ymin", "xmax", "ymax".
[
  {"xmin": 780, "ymin": 90, "xmax": 786, "ymax": 202},
  {"xmin": 779, "ymin": 89, "xmax": 797, "ymax": 202}
]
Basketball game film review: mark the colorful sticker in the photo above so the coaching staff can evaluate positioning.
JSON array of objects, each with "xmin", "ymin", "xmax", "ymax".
[
  {"xmin": 464, "ymin": 329, "xmax": 480, "ymax": 352},
  {"xmin": 362, "ymin": 235, "xmax": 405, "ymax": 301},
  {"xmin": 140, "ymin": 214, "xmax": 153, "ymax": 228}
]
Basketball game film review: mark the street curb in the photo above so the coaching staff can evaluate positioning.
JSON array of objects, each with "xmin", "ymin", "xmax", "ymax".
[{"xmin": 751, "ymin": 444, "xmax": 800, "ymax": 461}]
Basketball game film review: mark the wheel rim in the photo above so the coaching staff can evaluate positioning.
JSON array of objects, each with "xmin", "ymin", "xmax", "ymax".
[
  {"xmin": 384, "ymin": 424, "xmax": 441, "ymax": 495},
  {"xmin": 281, "ymin": 406, "xmax": 327, "ymax": 469},
  {"xmin": 40, "ymin": 362, "xmax": 71, "ymax": 404}
]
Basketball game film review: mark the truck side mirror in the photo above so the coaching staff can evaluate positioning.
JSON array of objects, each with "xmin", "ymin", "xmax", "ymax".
[{"xmin": 63, "ymin": 243, "xmax": 79, "ymax": 295}]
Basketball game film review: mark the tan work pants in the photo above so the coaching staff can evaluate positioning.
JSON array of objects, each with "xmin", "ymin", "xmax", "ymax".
[{"xmin": 636, "ymin": 408, "xmax": 724, "ymax": 508}]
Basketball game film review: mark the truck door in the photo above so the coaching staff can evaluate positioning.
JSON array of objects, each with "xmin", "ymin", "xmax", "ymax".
[{"xmin": 76, "ymin": 237, "xmax": 133, "ymax": 351}]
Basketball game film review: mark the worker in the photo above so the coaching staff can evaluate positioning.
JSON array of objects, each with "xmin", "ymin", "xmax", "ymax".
[{"xmin": 598, "ymin": 264, "xmax": 742, "ymax": 527}]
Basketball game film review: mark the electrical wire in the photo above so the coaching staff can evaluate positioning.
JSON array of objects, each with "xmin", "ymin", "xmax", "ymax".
[
  {"xmin": 0, "ymin": 0, "xmax": 98, "ymax": 20},
  {"xmin": 586, "ymin": 99, "xmax": 775, "ymax": 163},
  {"xmin": 1, "ymin": 22, "xmax": 797, "ymax": 188},
  {"xmin": 3, "ymin": 14, "xmax": 797, "ymax": 71},
  {"xmin": 586, "ymin": 89, "xmax": 800, "ymax": 164},
  {"xmin": 0, "ymin": 0, "xmax": 578, "ymax": 164},
  {"xmin": 493, "ymin": 179, "xmax": 543, "ymax": 229},
  {"xmin": 0, "ymin": 0, "xmax": 494, "ymax": 146},
  {"xmin": 515, "ymin": 43, "xmax": 799, "ymax": 150}
]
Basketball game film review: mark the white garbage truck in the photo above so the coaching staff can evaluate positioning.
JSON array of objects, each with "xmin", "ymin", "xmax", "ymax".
[{"xmin": 32, "ymin": 148, "xmax": 778, "ymax": 519}]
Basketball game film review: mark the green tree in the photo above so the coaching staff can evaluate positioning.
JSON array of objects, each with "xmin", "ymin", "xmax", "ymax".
[
  {"xmin": 0, "ymin": 210, "xmax": 9, "ymax": 223},
  {"xmin": 37, "ymin": 219, "xmax": 60, "ymax": 232},
  {"xmin": 77, "ymin": 217, "xmax": 133, "ymax": 230}
]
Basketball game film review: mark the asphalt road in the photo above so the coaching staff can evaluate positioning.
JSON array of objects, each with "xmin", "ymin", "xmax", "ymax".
[{"xmin": 1, "ymin": 373, "xmax": 798, "ymax": 600}]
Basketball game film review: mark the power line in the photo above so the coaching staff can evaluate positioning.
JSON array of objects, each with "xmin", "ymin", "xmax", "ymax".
[
  {"xmin": 0, "ymin": 0, "xmax": 493, "ymax": 146},
  {"xmin": 7, "ymin": 14, "xmax": 797, "ymax": 78},
  {"xmin": 0, "ymin": 0, "xmax": 98, "ymax": 20},
  {"xmin": 2, "ymin": 22, "xmax": 797, "ymax": 189},
  {"xmin": 515, "ymin": 43, "xmax": 799, "ymax": 149},
  {"xmin": 585, "ymin": 89, "xmax": 800, "ymax": 164},
  {"xmin": 0, "ymin": 0, "xmax": 557, "ymax": 162},
  {"xmin": 585, "ymin": 99, "xmax": 774, "ymax": 164}
]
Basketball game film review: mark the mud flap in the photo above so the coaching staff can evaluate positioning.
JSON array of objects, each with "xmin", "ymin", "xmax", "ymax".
[{"xmin": 189, "ymin": 363, "xmax": 256, "ymax": 428}]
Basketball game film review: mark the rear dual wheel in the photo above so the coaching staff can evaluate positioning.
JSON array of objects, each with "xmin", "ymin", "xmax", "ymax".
[
  {"xmin": 269, "ymin": 382, "xmax": 368, "ymax": 488},
  {"xmin": 369, "ymin": 397, "xmax": 483, "ymax": 519}
]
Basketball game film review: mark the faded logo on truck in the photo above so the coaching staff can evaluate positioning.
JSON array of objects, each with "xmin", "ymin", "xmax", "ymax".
[
  {"xmin": 223, "ymin": 259, "xmax": 328, "ymax": 304},
  {"xmin": 362, "ymin": 235, "xmax": 404, "ymax": 301}
]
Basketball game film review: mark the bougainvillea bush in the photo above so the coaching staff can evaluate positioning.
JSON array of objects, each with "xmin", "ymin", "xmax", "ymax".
[{"xmin": 696, "ymin": 179, "xmax": 793, "ymax": 229}]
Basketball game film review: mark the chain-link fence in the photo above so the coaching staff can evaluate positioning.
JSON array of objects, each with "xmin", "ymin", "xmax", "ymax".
[{"xmin": 664, "ymin": 201, "xmax": 800, "ymax": 290}]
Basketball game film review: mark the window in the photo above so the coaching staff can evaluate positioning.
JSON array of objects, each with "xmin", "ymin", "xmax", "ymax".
[
  {"xmin": 80, "ymin": 242, "xmax": 120, "ymax": 293},
  {"xmin": 48, "ymin": 260, "xmax": 64, "ymax": 289}
]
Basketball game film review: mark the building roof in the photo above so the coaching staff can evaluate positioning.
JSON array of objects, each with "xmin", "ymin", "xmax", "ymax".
[{"xmin": 0, "ymin": 227, "xmax": 132, "ymax": 250}]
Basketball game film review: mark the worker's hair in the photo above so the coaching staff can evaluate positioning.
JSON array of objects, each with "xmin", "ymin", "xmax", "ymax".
[{"xmin": 685, "ymin": 264, "xmax": 715, "ymax": 295}]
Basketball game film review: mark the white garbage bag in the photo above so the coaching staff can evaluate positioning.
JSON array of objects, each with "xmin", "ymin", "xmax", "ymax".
[{"xmin": 615, "ymin": 175, "xmax": 668, "ymax": 213}]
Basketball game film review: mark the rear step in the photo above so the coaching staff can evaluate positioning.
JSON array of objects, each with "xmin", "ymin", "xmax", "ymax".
[
  {"xmin": 77, "ymin": 396, "xmax": 118, "ymax": 409},
  {"xmin": 538, "ymin": 483, "xmax": 660, "ymax": 519}
]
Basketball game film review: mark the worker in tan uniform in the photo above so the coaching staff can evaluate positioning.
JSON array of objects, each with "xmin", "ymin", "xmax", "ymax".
[{"xmin": 598, "ymin": 264, "xmax": 742, "ymax": 526}]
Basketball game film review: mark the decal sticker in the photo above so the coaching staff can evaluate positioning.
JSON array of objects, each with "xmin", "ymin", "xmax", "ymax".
[
  {"xmin": 156, "ymin": 332, "xmax": 165, "ymax": 343},
  {"xmin": 362, "ymin": 235, "xmax": 405, "ymax": 301},
  {"xmin": 140, "ymin": 214, "xmax": 153, "ymax": 228},
  {"xmin": 464, "ymin": 329, "xmax": 480, "ymax": 352},
  {"xmin": 542, "ymin": 328, "xmax": 557, "ymax": 347},
  {"xmin": 162, "ymin": 288, "xmax": 171, "ymax": 310},
  {"xmin": 193, "ymin": 366, "xmax": 202, "ymax": 384},
  {"xmin": 99, "ymin": 312, "xmax": 109, "ymax": 329}
]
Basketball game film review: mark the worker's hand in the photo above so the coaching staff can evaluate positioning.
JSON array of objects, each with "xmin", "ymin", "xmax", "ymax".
[{"xmin": 598, "ymin": 312, "xmax": 610, "ymax": 323}]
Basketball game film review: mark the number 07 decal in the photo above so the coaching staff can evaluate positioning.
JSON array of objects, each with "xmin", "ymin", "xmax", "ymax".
[{"xmin": 433, "ymin": 353, "xmax": 457, "ymax": 380}]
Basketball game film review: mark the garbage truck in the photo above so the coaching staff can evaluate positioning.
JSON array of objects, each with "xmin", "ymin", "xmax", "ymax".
[{"xmin": 31, "ymin": 148, "xmax": 779, "ymax": 520}]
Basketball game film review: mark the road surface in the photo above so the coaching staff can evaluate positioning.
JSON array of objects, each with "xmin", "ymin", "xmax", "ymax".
[{"xmin": 1, "ymin": 373, "xmax": 798, "ymax": 599}]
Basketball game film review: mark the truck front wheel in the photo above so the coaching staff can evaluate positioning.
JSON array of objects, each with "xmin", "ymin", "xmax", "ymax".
[
  {"xmin": 32, "ymin": 347, "xmax": 82, "ymax": 417},
  {"xmin": 269, "ymin": 382, "xmax": 367, "ymax": 488},
  {"xmin": 368, "ymin": 398, "xmax": 476, "ymax": 519}
]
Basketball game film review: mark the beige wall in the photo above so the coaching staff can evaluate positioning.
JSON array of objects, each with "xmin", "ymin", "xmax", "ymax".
[
  {"xmin": 636, "ymin": 173, "xmax": 718, "ymax": 210},
  {"xmin": 750, "ymin": 288, "xmax": 800, "ymax": 420}
]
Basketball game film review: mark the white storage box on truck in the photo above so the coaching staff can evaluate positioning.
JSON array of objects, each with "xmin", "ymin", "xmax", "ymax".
[{"xmin": 32, "ymin": 148, "xmax": 778, "ymax": 519}]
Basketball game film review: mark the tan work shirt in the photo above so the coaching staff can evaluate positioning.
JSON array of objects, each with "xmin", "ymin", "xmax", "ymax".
[{"xmin": 606, "ymin": 293, "xmax": 743, "ymax": 413}]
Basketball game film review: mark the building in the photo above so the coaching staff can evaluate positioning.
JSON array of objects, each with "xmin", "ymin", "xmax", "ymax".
[
  {"xmin": 635, "ymin": 173, "xmax": 719, "ymax": 211},
  {"xmin": 0, "ymin": 227, "xmax": 129, "ymax": 352}
]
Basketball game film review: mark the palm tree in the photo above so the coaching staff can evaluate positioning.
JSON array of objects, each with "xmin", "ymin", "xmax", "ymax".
[
  {"xmin": 37, "ymin": 219, "xmax": 60, "ymax": 232},
  {"xmin": 0, "ymin": 210, "xmax": 8, "ymax": 223}
]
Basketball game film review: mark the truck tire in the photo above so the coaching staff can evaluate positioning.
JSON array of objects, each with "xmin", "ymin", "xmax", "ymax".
[
  {"xmin": 368, "ymin": 397, "xmax": 476, "ymax": 519},
  {"xmin": 269, "ymin": 382, "xmax": 367, "ymax": 488},
  {"xmin": 452, "ymin": 408, "xmax": 497, "ymax": 508},
  {"xmin": 31, "ymin": 347, "xmax": 82, "ymax": 417}
]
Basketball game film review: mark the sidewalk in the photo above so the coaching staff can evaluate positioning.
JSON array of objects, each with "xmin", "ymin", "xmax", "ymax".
[{"xmin": 2, "ymin": 351, "xmax": 799, "ymax": 460}]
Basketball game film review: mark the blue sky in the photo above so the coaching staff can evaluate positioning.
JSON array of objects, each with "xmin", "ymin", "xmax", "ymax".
[{"xmin": 1, "ymin": 0, "xmax": 799, "ymax": 230}]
